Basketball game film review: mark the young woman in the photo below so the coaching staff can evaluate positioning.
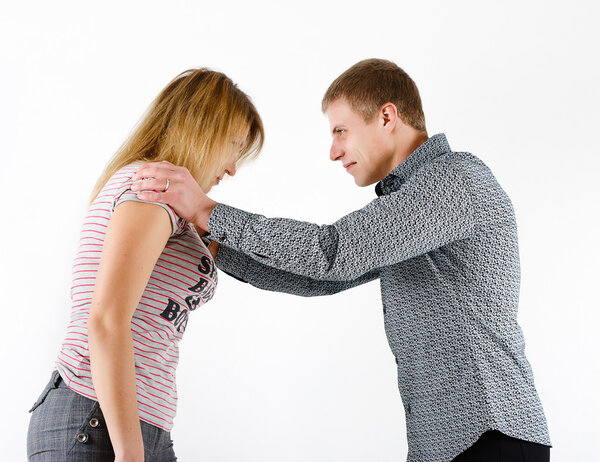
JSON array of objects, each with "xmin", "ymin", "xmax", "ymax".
[{"xmin": 27, "ymin": 68, "xmax": 264, "ymax": 462}]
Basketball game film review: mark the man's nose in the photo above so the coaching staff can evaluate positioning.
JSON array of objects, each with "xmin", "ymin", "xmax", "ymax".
[{"xmin": 330, "ymin": 140, "xmax": 344, "ymax": 162}]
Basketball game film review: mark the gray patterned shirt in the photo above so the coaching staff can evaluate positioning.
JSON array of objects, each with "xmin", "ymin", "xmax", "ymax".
[{"xmin": 207, "ymin": 133, "xmax": 550, "ymax": 462}]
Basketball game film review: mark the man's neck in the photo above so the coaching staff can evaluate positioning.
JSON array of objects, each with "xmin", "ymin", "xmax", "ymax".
[
  {"xmin": 396, "ymin": 130, "xmax": 429, "ymax": 167},
  {"xmin": 371, "ymin": 129, "xmax": 429, "ymax": 187}
]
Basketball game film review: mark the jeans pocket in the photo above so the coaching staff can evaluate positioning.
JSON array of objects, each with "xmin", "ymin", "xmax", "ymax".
[{"xmin": 66, "ymin": 400, "xmax": 114, "ymax": 456}]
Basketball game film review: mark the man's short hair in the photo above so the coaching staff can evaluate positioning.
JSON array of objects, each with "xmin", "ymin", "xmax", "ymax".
[{"xmin": 322, "ymin": 58, "xmax": 426, "ymax": 132}]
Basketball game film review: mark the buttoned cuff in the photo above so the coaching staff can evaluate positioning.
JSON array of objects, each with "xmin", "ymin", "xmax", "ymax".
[{"xmin": 207, "ymin": 203, "xmax": 251, "ymax": 248}]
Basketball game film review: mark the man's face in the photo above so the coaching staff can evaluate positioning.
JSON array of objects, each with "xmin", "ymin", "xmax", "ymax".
[{"xmin": 327, "ymin": 99, "xmax": 393, "ymax": 187}]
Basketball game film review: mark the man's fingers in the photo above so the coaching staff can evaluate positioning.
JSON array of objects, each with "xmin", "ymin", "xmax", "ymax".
[
  {"xmin": 132, "ymin": 165, "xmax": 174, "ymax": 180},
  {"xmin": 131, "ymin": 177, "xmax": 170, "ymax": 192},
  {"xmin": 132, "ymin": 161, "xmax": 178, "ymax": 181},
  {"xmin": 135, "ymin": 190, "xmax": 168, "ymax": 203}
]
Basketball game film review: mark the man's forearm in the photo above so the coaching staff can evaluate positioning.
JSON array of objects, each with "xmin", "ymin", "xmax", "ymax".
[
  {"xmin": 216, "ymin": 244, "xmax": 379, "ymax": 297},
  {"xmin": 206, "ymin": 161, "xmax": 475, "ymax": 282}
]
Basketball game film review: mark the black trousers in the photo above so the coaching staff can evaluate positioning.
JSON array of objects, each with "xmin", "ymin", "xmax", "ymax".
[{"xmin": 452, "ymin": 430, "xmax": 550, "ymax": 462}]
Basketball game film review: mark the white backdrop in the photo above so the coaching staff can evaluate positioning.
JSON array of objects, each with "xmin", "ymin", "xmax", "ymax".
[{"xmin": 1, "ymin": 1, "xmax": 599, "ymax": 461}]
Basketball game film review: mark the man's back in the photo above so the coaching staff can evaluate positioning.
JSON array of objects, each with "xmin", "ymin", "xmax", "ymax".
[{"xmin": 377, "ymin": 137, "xmax": 550, "ymax": 461}]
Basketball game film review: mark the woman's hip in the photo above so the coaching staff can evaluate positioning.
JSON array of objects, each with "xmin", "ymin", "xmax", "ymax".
[{"xmin": 27, "ymin": 370, "xmax": 176, "ymax": 461}]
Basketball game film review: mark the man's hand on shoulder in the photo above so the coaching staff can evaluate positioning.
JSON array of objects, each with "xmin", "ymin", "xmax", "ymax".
[{"xmin": 131, "ymin": 161, "xmax": 217, "ymax": 231}]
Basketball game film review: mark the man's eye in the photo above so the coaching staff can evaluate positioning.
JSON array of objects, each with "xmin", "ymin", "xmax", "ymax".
[{"xmin": 335, "ymin": 128, "xmax": 345, "ymax": 136}]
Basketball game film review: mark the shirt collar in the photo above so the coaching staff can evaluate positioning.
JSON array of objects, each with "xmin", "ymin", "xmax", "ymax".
[{"xmin": 375, "ymin": 133, "xmax": 451, "ymax": 196}]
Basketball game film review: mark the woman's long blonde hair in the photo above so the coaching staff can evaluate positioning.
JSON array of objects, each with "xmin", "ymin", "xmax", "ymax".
[{"xmin": 90, "ymin": 68, "xmax": 264, "ymax": 202}]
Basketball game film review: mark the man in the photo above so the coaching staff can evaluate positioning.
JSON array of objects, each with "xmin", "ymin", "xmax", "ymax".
[{"xmin": 131, "ymin": 59, "xmax": 551, "ymax": 462}]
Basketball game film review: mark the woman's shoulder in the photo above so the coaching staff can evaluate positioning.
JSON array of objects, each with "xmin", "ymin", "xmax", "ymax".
[
  {"xmin": 110, "ymin": 161, "xmax": 144, "ymax": 185},
  {"xmin": 93, "ymin": 162, "xmax": 142, "ymax": 200}
]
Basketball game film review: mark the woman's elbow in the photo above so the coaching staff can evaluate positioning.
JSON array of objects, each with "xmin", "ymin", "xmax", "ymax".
[{"xmin": 87, "ymin": 304, "xmax": 132, "ymax": 338}]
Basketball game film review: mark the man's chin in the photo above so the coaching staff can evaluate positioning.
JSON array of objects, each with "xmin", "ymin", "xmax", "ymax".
[{"xmin": 354, "ymin": 176, "xmax": 377, "ymax": 188}]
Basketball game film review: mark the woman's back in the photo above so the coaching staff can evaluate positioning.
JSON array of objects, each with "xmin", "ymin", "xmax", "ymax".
[{"xmin": 56, "ymin": 161, "xmax": 218, "ymax": 431}]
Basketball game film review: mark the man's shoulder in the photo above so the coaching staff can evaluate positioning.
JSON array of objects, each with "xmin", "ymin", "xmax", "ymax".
[
  {"xmin": 434, "ymin": 150, "xmax": 498, "ymax": 184},
  {"xmin": 437, "ymin": 151, "xmax": 514, "ymax": 219},
  {"xmin": 406, "ymin": 150, "xmax": 486, "ymax": 187},
  {"xmin": 438, "ymin": 149, "xmax": 486, "ymax": 168}
]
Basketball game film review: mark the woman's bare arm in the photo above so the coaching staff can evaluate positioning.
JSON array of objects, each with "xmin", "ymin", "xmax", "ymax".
[{"xmin": 88, "ymin": 201, "xmax": 172, "ymax": 462}]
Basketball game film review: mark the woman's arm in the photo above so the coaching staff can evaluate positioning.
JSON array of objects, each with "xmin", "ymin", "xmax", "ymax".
[{"xmin": 88, "ymin": 201, "xmax": 172, "ymax": 462}]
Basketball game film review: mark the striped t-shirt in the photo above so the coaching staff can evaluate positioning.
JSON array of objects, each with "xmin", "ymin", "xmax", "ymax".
[{"xmin": 56, "ymin": 161, "xmax": 218, "ymax": 431}]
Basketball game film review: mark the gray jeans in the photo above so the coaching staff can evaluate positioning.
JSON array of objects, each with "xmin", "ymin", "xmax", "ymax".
[{"xmin": 27, "ymin": 370, "xmax": 177, "ymax": 461}]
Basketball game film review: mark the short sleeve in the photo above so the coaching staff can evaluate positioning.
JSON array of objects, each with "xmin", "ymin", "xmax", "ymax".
[{"xmin": 112, "ymin": 176, "xmax": 187, "ymax": 237}]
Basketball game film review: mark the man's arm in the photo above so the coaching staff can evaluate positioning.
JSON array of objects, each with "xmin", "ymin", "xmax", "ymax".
[
  {"xmin": 217, "ymin": 244, "xmax": 379, "ymax": 296},
  {"xmin": 131, "ymin": 159, "xmax": 474, "ymax": 282},
  {"xmin": 207, "ymin": 161, "xmax": 474, "ymax": 281}
]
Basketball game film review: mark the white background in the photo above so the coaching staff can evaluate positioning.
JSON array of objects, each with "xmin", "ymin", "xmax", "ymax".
[{"xmin": 1, "ymin": 1, "xmax": 599, "ymax": 461}]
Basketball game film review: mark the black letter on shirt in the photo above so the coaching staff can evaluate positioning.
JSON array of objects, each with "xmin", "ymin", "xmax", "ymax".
[
  {"xmin": 160, "ymin": 299, "xmax": 180, "ymax": 321},
  {"xmin": 188, "ymin": 277, "xmax": 209, "ymax": 293},
  {"xmin": 185, "ymin": 294, "xmax": 202, "ymax": 311},
  {"xmin": 198, "ymin": 256, "xmax": 215, "ymax": 278},
  {"xmin": 174, "ymin": 309, "xmax": 189, "ymax": 333}
]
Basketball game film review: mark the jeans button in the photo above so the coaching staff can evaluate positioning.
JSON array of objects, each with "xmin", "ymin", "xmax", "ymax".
[
  {"xmin": 89, "ymin": 417, "xmax": 99, "ymax": 428},
  {"xmin": 76, "ymin": 433, "xmax": 89, "ymax": 443}
]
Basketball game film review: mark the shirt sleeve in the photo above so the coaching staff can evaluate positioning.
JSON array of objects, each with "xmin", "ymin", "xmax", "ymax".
[
  {"xmin": 207, "ymin": 160, "xmax": 475, "ymax": 281},
  {"xmin": 216, "ymin": 244, "xmax": 379, "ymax": 297},
  {"xmin": 112, "ymin": 178, "xmax": 187, "ymax": 237}
]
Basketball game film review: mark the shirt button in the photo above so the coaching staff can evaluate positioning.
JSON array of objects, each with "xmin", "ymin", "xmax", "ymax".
[
  {"xmin": 76, "ymin": 433, "xmax": 89, "ymax": 443},
  {"xmin": 89, "ymin": 417, "xmax": 99, "ymax": 428}
]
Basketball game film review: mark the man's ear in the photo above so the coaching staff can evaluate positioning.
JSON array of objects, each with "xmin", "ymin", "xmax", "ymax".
[{"xmin": 380, "ymin": 103, "xmax": 398, "ymax": 132}]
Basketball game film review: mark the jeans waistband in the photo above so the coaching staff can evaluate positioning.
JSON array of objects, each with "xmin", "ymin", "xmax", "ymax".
[{"xmin": 50, "ymin": 369, "xmax": 66, "ymax": 388}]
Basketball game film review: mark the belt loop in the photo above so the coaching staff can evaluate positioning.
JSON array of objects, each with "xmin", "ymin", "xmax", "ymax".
[{"xmin": 51, "ymin": 370, "xmax": 63, "ymax": 388}]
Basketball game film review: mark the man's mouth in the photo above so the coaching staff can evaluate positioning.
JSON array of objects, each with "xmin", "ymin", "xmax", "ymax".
[{"xmin": 344, "ymin": 162, "xmax": 357, "ymax": 170}]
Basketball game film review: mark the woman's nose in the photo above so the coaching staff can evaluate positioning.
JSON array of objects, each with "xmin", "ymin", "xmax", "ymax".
[{"xmin": 225, "ymin": 162, "xmax": 237, "ymax": 177}]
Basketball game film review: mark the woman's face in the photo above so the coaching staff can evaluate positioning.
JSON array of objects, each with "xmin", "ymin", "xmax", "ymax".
[{"xmin": 205, "ymin": 135, "xmax": 247, "ymax": 193}]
